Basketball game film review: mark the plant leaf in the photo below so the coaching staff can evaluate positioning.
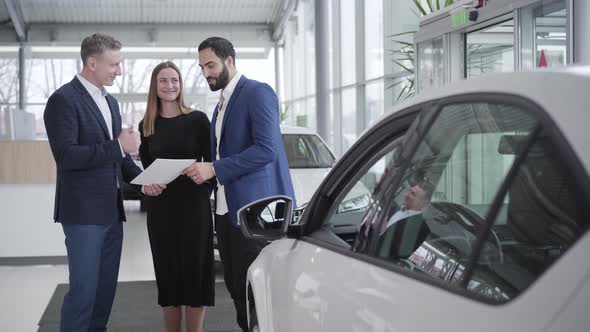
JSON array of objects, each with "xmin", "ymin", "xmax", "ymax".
[
  {"xmin": 413, "ymin": 0, "xmax": 428, "ymax": 16},
  {"xmin": 425, "ymin": 0, "xmax": 434, "ymax": 13},
  {"xmin": 392, "ymin": 59, "xmax": 415, "ymax": 74}
]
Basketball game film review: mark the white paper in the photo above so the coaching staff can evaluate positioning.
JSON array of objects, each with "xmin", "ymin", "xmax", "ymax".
[{"xmin": 130, "ymin": 158, "xmax": 195, "ymax": 185}]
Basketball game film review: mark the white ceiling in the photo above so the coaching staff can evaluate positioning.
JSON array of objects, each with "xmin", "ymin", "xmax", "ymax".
[
  {"xmin": 0, "ymin": 0, "xmax": 295, "ymax": 47},
  {"xmin": 8, "ymin": 0, "xmax": 284, "ymax": 24}
]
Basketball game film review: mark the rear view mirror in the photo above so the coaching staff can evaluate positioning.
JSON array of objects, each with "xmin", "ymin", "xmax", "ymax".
[{"xmin": 238, "ymin": 195, "xmax": 294, "ymax": 240}]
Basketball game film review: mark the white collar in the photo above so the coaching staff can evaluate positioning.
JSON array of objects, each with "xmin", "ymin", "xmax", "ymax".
[
  {"xmin": 77, "ymin": 74, "xmax": 107, "ymax": 97},
  {"xmin": 220, "ymin": 72, "xmax": 242, "ymax": 104}
]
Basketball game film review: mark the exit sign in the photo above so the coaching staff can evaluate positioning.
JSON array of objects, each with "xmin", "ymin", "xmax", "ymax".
[{"xmin": 450, "ymin": 9, "xmax": 468, "ymax": 28}]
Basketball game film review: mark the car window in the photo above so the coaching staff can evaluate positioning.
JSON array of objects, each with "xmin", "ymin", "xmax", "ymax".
[
  {"xmin": 467, "ymin": 134, "xmax": 590, "ymax": 301},
  {"xmin": 282, "ymin": 134, "xmax": 335, "ymax": 168},
  {"xmin": 353, "ymin": 100, "xmax": 589, "ymax": 302},
  {"xmin": 322, "ymin": 141, "xmax": 400, "ymax": 247}
]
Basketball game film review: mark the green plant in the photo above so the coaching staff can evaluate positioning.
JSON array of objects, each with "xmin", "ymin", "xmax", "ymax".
[
  {"xmin": 387, "ymin": 0, "xmax": 455, "ymax": 102},
  {"xmin": 279, "ymin": 103, "xmax": 289, "ymax": 124}
]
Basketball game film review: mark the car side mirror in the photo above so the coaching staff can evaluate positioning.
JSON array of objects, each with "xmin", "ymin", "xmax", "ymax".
[{"xmin": 238, "ymin": 195, "xmax": 294, "ymax": 240}]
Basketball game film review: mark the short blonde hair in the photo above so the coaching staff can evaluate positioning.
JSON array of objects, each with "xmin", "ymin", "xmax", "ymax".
[{"xmin": 80, "ymin": 33, "xmax": 122, "ymax": 66}]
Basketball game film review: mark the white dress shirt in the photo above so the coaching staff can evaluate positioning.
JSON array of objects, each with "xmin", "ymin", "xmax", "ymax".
[
  {"xmin": 76, "ymin": 74, "xmax": 125, "ymax": 157},
  {"xmin": 214, "ymin": 72, "xmax": 242, "ymax": 215}
]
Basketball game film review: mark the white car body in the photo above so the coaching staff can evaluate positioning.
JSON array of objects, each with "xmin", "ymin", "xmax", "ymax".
[{"xmin": 245, "ymin": 68, "xmax": 590, "ymax": 332}]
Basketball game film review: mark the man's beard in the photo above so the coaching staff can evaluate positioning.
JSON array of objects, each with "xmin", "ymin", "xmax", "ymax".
[{"xmin": 208, "ymin": 64, "xmax": 230, "ymax": 91}]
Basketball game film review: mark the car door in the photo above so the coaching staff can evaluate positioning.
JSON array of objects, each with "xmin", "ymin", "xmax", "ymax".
[
  {"xmin": 259, "ymin": 106, "xmax": 420, "ymax": 331},
  {"xmin": 263, "ymin": 93, "xmax": 590, "ymax": 332}
]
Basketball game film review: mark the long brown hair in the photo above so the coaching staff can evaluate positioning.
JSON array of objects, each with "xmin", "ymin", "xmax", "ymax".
[{"xmin": 142, "ymin": 61, "xmax": 191, "ymax": 136}]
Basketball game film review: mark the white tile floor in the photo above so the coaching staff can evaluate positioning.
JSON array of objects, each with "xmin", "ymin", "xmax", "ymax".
[{"xmin": 0, "ymin": 201, "xmax": 156, "ymax": 332}]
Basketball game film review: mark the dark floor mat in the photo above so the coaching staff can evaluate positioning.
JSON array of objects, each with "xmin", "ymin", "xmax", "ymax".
[{"xmin": 38, "ymin": 280, "xmax": 241, "ymax": 332}]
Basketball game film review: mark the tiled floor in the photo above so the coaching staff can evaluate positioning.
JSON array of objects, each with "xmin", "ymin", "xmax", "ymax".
[{"xmin": 0, "ymin": 201, "xmax": 158, "ymax": 331}]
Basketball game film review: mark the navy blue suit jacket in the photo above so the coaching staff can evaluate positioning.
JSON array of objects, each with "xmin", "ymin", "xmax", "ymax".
[
  {"xmin": 43, "ymin": 76, "xmax": 141, "ymax": 224},
  {"xmin": 211, "ymin": 75, "xmax": 296, "ymax": 225}
]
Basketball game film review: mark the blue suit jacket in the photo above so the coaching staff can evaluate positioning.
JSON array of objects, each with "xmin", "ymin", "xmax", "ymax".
[
  {"xmin": 43, "ymin": 76, "xmax": 141, "ymax": 224},
  {"xmin": 211, "ymin": 75, "xmax": 296, "ymax": 225}
]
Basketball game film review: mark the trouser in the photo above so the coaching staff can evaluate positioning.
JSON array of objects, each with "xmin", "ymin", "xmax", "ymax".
[
  {"xmin": 60, "ymin": 222, "xmax": 123, "ymax": 332},
  {"xmin": 215, "ymin": 213, "xmax": 265, "ymax": 331}
]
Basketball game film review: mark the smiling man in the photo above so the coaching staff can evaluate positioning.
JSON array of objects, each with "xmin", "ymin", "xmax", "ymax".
[
  {"xmin": 183, "ymin": 36, "xmax": 295, "ymax": 331},
  {"xmin": 43, "ymin": 33, "xmax": 162, "ymax": 331}
]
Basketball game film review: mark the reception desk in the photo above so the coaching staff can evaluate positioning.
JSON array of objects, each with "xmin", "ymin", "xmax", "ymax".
[{"xmin": 0, "ymin": 140, "xmax": 56, "ymax": 184}]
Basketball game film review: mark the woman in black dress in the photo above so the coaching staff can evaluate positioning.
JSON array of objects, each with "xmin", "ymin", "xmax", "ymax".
[{"xmin": 139, "ymin": 61, "xmax": 214, "ymax": 332}]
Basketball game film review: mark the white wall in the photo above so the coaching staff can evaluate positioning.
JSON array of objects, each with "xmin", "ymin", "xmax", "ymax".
[{"xmin": 0, "ymin": 184, "xmax": 65, "ymax": 257}]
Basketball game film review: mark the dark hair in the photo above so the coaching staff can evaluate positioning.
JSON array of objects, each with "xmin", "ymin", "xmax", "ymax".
[
  {"xmin": 198, "ymin": 37, "xmax": 236, "ymax": 63},
  {"xmin": 409, "ymin": 170, "xmax": 435, "ymax": 200},
  {"xmin": 80, "ymin": 33, "xmax": 122, "ymax": 65}
]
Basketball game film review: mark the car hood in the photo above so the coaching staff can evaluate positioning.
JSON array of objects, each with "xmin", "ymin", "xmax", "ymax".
[{"xmin": 289, "ymin": 168, "xmax": 331, "ymax": 206}]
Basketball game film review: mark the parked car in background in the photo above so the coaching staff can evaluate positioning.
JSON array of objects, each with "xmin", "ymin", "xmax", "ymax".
[
  {"xmin": 281, "ymin": 125, "xmax": 336, "ymax": 205},
  {"xmin": 239, "ymin": 68, "xmax": 590, "ymax": 332}
]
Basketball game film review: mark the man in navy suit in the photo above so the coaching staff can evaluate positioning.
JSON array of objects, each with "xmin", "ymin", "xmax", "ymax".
[
  {"xmin": 184, "ymin": 36, "xmax": 295, "ymax": 331},
  {"xmin": 44, "ymin": 33, "xmax": 165, "ymax": 331}
]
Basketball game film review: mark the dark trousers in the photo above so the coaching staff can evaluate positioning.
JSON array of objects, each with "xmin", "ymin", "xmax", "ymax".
[
  {"xmin": 60, "ymin": 222, "xmax": 123, "ymax": 332},
  {"xmin": 215, "ymin": 213, "xmax": 265, "ymax": 331}
]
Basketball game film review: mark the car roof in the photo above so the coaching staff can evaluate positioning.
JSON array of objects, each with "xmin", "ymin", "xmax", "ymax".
[
  {"xmin": 280, "ymin": 125, "xmax": 318, "ymax": 135},
  {"xmin": 374, "ymin": 66, "xmax": 590, "ymax": 174}
]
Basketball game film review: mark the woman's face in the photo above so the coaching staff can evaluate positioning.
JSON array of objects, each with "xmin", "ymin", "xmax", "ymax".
[{"xmin": 156, "ymin": 67, "xmax": 180, "ymax": 102}]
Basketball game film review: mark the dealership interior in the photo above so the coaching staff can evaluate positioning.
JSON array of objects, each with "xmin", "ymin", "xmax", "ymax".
[{"xmin": 1, "ymin": 0, "xmax": 589, "ymax": 331}]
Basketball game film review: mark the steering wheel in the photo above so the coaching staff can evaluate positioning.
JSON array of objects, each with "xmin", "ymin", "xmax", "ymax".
[{"xmin": 429, "ymin": 202, "xmax": 504, "ymax": 264}]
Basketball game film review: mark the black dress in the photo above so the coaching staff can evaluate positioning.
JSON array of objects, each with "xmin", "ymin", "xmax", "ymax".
[{"xmin": 138, "ymin": 110, "xmax": 215, "ymax": 307}]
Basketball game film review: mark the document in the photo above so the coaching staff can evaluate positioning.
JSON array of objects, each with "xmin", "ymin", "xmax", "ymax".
[{"xmin": 131, "ymin": 158, "xmax": 195, "ymax": 185}]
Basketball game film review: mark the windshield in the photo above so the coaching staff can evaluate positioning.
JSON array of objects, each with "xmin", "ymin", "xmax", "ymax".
[{"xmin": 282, "ymin": 134, "xmax": 335, "ymax": 168}]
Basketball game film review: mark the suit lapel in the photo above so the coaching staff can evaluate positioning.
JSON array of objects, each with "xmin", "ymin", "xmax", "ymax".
[
  {"xmin": 71, "ymin": 76, "xmax": 110, "ymax": 139},
  {"xmin": 211, "ymin": 106, "xmax": 220, "ymax": 161},
  {"xmin": 219, "ymin": 75, "xmax": 247, "ymax": 145},
  {"xmin": 105, "ymin": 95, "xmax": 120, "ymax": 138}
]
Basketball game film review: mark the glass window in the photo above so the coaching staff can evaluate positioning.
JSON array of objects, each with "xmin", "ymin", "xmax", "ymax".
[
  {"xmin": 282, "ymin": 134, "xmax": 335, "ymax": 169},
  {"xmin": 26, "ymin": 59, "xmax": 78, "ymax": 103},
  {"xmin": 355, "ymin": 100, "xmax": 548, "ymax": 298},
  {"xmin": 469, "ymin": 133, "xmax": 590, "ymax": 301},
  {"xmin": 520, "ymin": 0, "xmax": 568, "ymax": 70},
  {"xmin": 365, "ymin": 0, "xmax": 384, "ymax": 80},
  {"xmin": 341, "ymin": 87, "xmax": 357, "ymax": 151},
  {"xmin": 303, "ymin": 0, "xmax": 316, "ymax": 95},
  {"xmin": 417, "ymin": 37, "xmax": 444, "ymax": 92},
  {"xmin": 366, "ymin": 79, "xmax": 384, "ymax": 127},
  {"xmin": 534, "ymin": 1, "xmax": 567, "ymax": 68},
  {"xmin": 324, "ymin": 141, "xmax": 401, "ymax": 247},
  {"xmin": 340, "ymin": 0, "xmax": 356, "ymax": 86},
  {"xmin": 466, "ymin": 20, "xmax": 515, "ymax": 78}
]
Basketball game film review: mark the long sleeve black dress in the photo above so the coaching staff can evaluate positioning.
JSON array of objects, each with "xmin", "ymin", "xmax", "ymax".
[{"xmin": 138, "ymin": 110, "xmax": 215, "ymax": 307}]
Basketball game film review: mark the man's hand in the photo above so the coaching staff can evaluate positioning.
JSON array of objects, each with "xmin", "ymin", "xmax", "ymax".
[
  {"xmin": 143, "ymin": 183, "xmax": 166, "ymax": 196},
  {"xmin": 118, "ymin": 128, "xmax": 140, "ymax": 154},
  {"xmin": 183, "ymin": 162, "xmax": 215, "ymax": 184}
]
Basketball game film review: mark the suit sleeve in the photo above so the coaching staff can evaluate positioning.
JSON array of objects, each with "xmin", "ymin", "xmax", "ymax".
[
  {"xmin": 197, "ymin": 112, "xmax": 212, "ymax": 163},
  {"xmin": 43, "ymin": 92, "xmax": 123, "ymax": 171},
  {"xmin": 213, "ymin": 84, "xmax": 278, "ymax": 184},
  {"xmin": 138, "ymin": 121, "xmax": 155, "ymax": 169}
]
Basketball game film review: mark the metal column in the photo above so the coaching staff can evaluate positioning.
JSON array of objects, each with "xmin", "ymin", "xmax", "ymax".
[
  {"xmin": 573, "ymin": 0, "xmax": 590, "ymax": 64},
  {"xmin": 314, "ymin": 0, "xmax": 330, "ymax": 144},
  {"xmin": 18, "ymin": 43, "xmax": 26, "ymax": 111}
]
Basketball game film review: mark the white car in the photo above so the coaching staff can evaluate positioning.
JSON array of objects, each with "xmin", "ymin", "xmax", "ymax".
[
  {"xmin": 238, "ymin": 67, "xmax": 590, "ymax": 332},
  {"xmin": 281, "ymin": 125, "xmax": 336, "ymax": 205}
]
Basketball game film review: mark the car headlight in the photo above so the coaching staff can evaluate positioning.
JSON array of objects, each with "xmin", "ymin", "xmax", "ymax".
[{"xmin": 338, "ymin": 194, "xmax": 370, "ymax": 213}]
